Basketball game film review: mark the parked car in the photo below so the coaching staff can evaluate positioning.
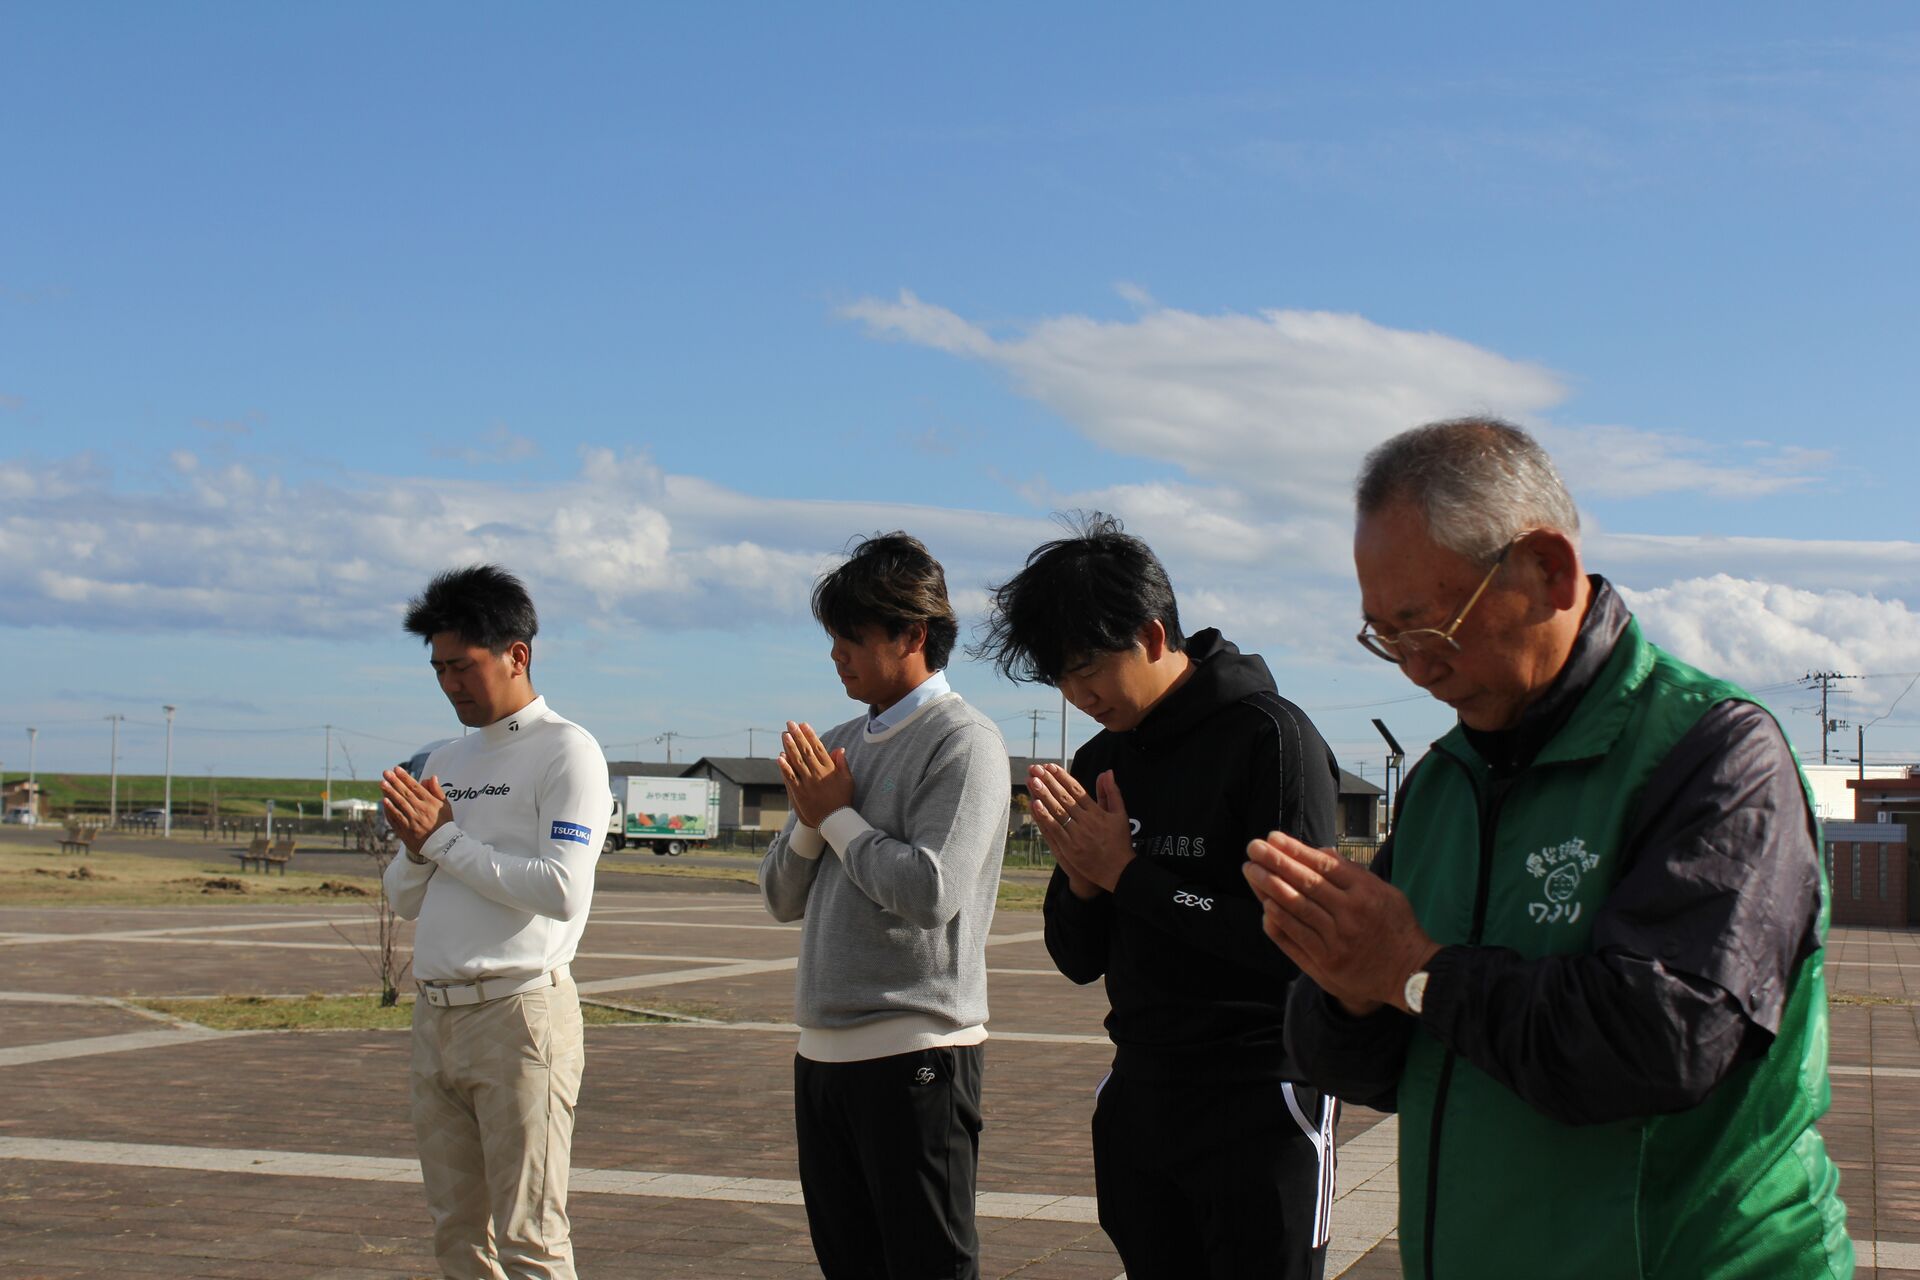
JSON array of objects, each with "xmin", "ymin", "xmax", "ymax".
[
  {"xmin": 135, "ymin": 808, "xmax": 167, "ymax": 821},
  {"xmin": 2, "ymin": 807, "xmax": 34, "ymax": 825}
]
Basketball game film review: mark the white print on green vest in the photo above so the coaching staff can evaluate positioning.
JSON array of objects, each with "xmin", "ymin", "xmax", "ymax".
[{"xmin": 1525, "ymin": 836, "xmax": 1599, "ymax": 925}]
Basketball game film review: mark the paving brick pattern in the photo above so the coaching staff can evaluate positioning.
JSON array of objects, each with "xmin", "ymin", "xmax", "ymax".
[{"xmin": 2, "ymin": 887, "xmax": 1916, "ymax": 1277}]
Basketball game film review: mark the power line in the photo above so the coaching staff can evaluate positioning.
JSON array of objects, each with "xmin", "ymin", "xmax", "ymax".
[
  {"xmin": 1303, "ymin": 692, "xmax": 1436, "ymax": 712},
  {"xmin": 1862, "ymin": 674, "xmax": 1920, "ymax": 730}
]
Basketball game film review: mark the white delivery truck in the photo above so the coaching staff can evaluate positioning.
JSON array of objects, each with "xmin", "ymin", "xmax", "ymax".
[{"xmin": 609, "ymin": 776, "xmax": 721, "ymax": 856}]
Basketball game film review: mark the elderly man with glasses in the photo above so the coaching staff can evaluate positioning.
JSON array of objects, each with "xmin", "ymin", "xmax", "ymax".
[{"xmin": 1245, "ymin": 418, "xmax": 1851, "ymax": 1280}]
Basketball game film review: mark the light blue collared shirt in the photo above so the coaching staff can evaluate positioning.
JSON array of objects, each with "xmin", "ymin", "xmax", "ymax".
[{"xmin": 867, "ymin": 670, "xmax": 951, "ymax": 737}]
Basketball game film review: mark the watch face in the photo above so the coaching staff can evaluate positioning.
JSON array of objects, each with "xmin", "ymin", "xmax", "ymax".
[{"xmin": 1404, "ymin": 970, "xmax": 1430, "ymax": 1014}]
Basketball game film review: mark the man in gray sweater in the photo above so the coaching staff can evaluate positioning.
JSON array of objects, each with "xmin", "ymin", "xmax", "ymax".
[{"xmin": 760, "ymin": 531, "xmax": 1011, "ymax": 1280}]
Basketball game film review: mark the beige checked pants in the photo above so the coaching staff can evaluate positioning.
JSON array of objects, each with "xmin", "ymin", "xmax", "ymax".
[{"xmin": 411, "ymin": 977, "xmax": 586, "ymax": 1280}]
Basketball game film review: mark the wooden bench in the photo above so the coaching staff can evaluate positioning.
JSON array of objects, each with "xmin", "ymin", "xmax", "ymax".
[
  {"xmin": 232, "ymin": 834, "xmax": 284, "ymax": 874},
  {"xmin": 59, "ymin": 826, "xmax": 97, "ymax": 855}
]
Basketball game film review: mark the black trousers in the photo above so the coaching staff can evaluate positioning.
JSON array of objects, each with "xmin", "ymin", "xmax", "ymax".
[
  {"xmin": 794, "ymin": 1045, "xmax": 984, "ymax": 1280},
  {"xmin": 1092, "ymin": 1071, "xmax": 1339, "ymax": 1280}
]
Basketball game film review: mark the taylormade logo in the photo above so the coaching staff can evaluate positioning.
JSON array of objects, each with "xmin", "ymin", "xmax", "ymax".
[{"xmin": 445, "ymin": 783, "xmax": 511, "ymax": 801}]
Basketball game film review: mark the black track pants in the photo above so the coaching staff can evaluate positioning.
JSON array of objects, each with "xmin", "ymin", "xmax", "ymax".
[
  {"xmin": 1092, "ymin": 1072, "xmax": 1338, "ymax": 1280},
  {"xmin": 794, "ymin": 1046, "xmax": 984, "ymax": 1280}
]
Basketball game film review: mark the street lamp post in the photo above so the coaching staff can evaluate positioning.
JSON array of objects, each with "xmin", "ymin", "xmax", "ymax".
[
  {"xmin": 324, "ymin": 725, "xmax": 333, "ymax": 821},
  {"xmin": 25, "ymin": 727, "xmax": 35, "ymax": 825},
  {"xmin": 105, "ymin": 714, "xmax": 124, "ymax": 824},
  {"xmin": 162, "ymin": 705, "xmax": 176, "ymax": 838},
  {"xmin": 1370, "ymin": 718, "xmax": 1406, "ymax": 839}
]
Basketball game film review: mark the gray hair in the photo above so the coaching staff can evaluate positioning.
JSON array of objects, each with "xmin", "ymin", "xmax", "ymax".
[{"xmin": 1356, "ymin": 417, "xmax": 1580, "ymax": 565}]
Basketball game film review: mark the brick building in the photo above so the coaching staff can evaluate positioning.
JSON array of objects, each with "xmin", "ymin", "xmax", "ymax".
[
  {"xmin": 1825, "ymin": 821, "xmax": 1912, "ymax": 928},
  {"xmin": 1825, "ymin": 771, "xmax": 1920, "ymax": 927}
]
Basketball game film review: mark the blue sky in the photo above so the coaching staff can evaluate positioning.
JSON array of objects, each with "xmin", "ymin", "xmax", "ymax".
[{"xmin": 4, "ymin": 5, "xmax": 1919, "ymax": 786}]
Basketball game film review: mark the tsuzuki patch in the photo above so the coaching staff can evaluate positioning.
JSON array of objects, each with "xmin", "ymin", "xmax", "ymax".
[{"xmin": 551, "ymin": 821, "xmax": 592, "ymax": 846}]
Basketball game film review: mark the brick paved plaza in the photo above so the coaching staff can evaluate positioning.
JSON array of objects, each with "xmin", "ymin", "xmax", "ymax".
[{"xmin": 1, "ymin": 864, "xmax": 1916, "ymax": 1278}]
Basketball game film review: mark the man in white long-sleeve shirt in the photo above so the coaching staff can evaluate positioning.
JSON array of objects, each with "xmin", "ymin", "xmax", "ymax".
[{"xmin": 381, "ymin": 564, "xmax": 609, "ymax": 1280}]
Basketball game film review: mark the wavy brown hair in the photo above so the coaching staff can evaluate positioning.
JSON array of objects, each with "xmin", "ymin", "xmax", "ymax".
[{"xmin": 811, "ymin": 532, "xmax": 958, "ymax": 670}]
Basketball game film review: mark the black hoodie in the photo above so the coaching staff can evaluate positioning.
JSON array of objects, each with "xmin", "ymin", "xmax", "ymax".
[{"xmin": 1044, "ymin": 628, "xmax": 1340, "ymax": 1084}]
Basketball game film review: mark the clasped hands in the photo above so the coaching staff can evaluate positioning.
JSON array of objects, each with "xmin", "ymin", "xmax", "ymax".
[
  {"xmin": 1027, "ymin": 763, "xmax": 1136, "ymax": 898},
  {"xmin": 1241, "ymin": 830, "xmax": 1440, "ymax": 1017},
  {"xmin": 380, "ymin": 766, "xmax": 454, "ymax": 858},
  {"xmin": 777, "ymin": 721, "xmax": 855, "ymax": 829}
]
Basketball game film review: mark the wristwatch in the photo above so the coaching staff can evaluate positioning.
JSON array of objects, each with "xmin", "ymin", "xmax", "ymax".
[{"xmin": 1403, "ymin": 968, "xmax": 1431, "ymax": 1015}]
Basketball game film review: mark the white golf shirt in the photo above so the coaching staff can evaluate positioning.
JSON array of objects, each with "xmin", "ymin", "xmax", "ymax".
[{"xmin": 383, "ymin": 696, "xmax": 611, "ymax": 983}]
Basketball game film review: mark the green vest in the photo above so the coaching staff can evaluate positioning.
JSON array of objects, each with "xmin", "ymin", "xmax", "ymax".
[{"xmin": 1391, "ymin": 619, "xmax": 1851, "ymax": 1279}]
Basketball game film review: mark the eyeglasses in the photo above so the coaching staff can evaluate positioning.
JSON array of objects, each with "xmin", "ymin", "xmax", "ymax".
[{"xmin": 1355, "ymin": 536, "xmax": 1525, "ymax": 664}]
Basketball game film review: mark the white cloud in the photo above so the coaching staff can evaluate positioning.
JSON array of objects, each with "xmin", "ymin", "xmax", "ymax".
[
  {"xmin": 1594, "ymin": 531, "xmax": 1920, "ymax": 598},
  {"xmin": 843, "ymin": 291, "xmax": 1828, "ymax": 507},
  {"xmin": 0, "ymin": 449, "xmax": 1036, "ymax": 639},
  {"xmin": 1038, "ymin": 478, "xmax": 1349, "ymax": 573},
  {"xmin": 1537, "ymin": 425, "xmax": 1825, "ymax": 499},
  {"xmin": 1620, "ymin": 575, "xmax": 1920, "ymax": 698}
]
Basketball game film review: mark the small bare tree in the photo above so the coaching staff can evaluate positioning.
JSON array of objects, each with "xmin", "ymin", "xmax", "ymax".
[{"xmin": 333, "ymin": 811, "xmax": 411, "ymax": 1006}]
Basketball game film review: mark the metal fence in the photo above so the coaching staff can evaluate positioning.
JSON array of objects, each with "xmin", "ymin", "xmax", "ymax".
[{"xmin": 54, "ymin": 811, "xmax": 384, "ymax": 847}]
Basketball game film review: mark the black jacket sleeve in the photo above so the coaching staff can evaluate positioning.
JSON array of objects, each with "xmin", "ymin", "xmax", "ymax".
[
  {"xmin": 1284, "ymin": 834, "xmax": 1416, "ymax": 1110},
  {"xmin": 1418, "ymin": 701, "xmax": 1823, "ymax": 1126},
  {"xmin": 1043, "ymin": 864, "xmax": 1115, "ymax": 984}
]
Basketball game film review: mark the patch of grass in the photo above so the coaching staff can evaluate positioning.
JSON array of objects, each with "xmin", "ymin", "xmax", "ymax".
[
  {"xmin": 581, "ymin": 996, "xmax": 734, "ymax": 1023},
  {"xmin": 996, "ymin": 879, "xmax": 1047, "ymax": 912},
  {"xmin": 131, "ymin": 993, "xmax": 688, "ymax": 1031},
  {"xmin": 597, "ymin": 856, "xmax": 1048, "ymax": 912},
  {"xmin": 134, "ymin": 994, "xmax": 415, "ymax": 1031},
  {"xmin": 0, "ymin": 844, "xmax": 384, "ymax": 907},
  {"xmin": 1829, "ymin": 991, "xmax": 1914, "ymax": 1007},
  {"xmin": 580, "ymin": 1003, "xmax": 678, "ymax": 1026},
  {"xmin": 596, "ymin": 862, "xmax": 759, "ymax": 887}
]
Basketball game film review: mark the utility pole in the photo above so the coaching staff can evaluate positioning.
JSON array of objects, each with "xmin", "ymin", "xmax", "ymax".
[
  {"xmin": 105, "ymin": 714, "xmax": 124, "ymax": 823},
  {"xmin": 1027, "ymin": 708, "xmax": 1050, "ymax": 762},
  {"xmin": 1803, "ymin": 671, "xmax": 1856, "ymax": 765},
  {"xmin": 25, "ymin": 727, "xmax": 35, "ymax": 824},
  {"xmin": 323, "ymin": 725, "xmax": 333, "ymax": 820},
  {"xmin": 746, "ymin": 727, "xmax": 775, "ymax": 757},
  {"xmin": 656, "ymin": 731, "xmax": 680, "ymax": 763},
  {"xmin": 162, "ymin": 705, "xmax": 176, "ymax": 838},
  {"xmin": 1059, "ymin": 690, "xmax": 1068, "ymax": 765}
]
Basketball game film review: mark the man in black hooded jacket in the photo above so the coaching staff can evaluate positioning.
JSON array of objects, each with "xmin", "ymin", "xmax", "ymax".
[{"xmin": 976, "ymin": 513, "xmax": 1343, "ymax": 1280}]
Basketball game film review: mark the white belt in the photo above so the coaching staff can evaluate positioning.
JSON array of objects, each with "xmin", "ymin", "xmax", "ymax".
[{"xmin": 417, "ymin": 964, "xmax": 570, "ymax": 1009}]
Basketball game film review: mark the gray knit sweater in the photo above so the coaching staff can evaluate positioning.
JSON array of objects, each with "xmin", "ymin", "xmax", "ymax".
[{"xmin": 759, "ymin": 692, "xmax": 1010, "ymax": 1038}]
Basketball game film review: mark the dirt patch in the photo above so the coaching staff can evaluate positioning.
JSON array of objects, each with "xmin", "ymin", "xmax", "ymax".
[
  {"xmin": 313, "ymin": 880, "xmax": 373, "ymax": 897},
  {"xmin": 195, "ymin": 877, "xmax": 250, "ymax": 894}
]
